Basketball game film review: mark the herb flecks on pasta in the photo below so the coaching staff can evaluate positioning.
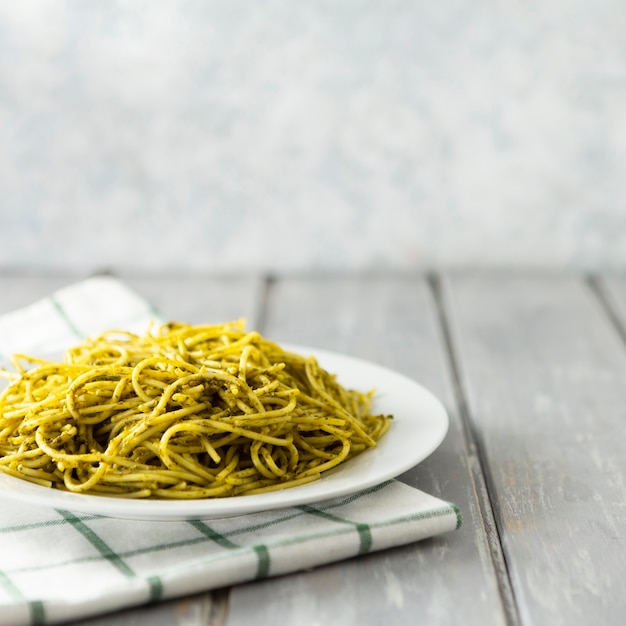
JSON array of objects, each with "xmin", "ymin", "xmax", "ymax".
[{"xmin": 0, "ymin": 321, "xmax": 391, "ymax": 499}]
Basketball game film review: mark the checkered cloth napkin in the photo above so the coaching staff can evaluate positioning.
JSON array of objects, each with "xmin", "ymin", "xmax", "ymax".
[{"xmin": 0, "ymin": 277, "xmax": 461, "ymax": 626}]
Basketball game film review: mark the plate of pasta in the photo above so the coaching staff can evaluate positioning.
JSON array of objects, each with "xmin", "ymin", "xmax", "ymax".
[{"xmin": 0, "ymin": 322, "xmax": 448, "ymax": 520}]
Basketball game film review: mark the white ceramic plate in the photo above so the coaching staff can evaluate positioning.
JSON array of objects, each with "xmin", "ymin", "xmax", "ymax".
[{"xmin": 0, "ymin": 346, "xmax": 448, "ymax": 521}]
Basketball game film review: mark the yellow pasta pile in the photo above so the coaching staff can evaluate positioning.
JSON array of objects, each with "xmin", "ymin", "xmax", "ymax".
[{"xmin": 0, "ymin": 320, "xmax": 391, "ymax": 499}]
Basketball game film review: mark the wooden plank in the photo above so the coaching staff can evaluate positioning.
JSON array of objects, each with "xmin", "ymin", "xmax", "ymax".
[
  {"xmin": 443, "ymin": 274, "xmax": 626, "ymax": 626},
  {"xmin": 0, "ymin": 273, "xmax": 262, "ymax": 371},
  {"xmin": 0, "ymin": 273, "xmax": 264, "ymax": 327},
  {"xmin": 83, "ymin": 275, "xmax": 263, "ymax": 626},
  {"xmin": 225, "ymin": 275, "xmax": 507, "ymax": 626},
  {"xmin": 0, "ymin": 275, "xmax": 81, "ymax": 314},
  {"xmin": 120, "ymin": 274, "xmax": 265, "ymax": 326},
  {"xmin": 0, "ymin": 274, "xmax": 263, "ymax": 626},
  {"xmin": 70, "ymin": 593, "xmax": 225, "ymax": 626}
]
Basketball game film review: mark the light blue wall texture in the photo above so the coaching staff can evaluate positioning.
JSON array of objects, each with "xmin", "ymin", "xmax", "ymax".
[{"xmin": 1, "ymin": 1, "xmax": 625, "ymax": 273}]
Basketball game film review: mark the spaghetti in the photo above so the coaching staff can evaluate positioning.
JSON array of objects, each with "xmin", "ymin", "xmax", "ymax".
[{"xmin": 0, "ymin": 320, "xmax": 391, "ymax": 499}]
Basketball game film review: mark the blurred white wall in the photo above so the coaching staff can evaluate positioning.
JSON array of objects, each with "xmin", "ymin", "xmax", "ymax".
[{"xmin": 1, "ymin": 1, "xmax": 625, "ymax": 273}]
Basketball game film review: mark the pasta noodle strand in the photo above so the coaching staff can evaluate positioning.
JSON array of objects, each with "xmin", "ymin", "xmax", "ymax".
[{"xmin": 0, "ymin": 320, "xmax": 391, "ymax": 499}]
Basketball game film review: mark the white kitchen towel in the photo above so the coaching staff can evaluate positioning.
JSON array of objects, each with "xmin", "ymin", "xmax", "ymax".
[{"xmin": 0, "ymin": 276, "xmax": 461, "ymax": 626}]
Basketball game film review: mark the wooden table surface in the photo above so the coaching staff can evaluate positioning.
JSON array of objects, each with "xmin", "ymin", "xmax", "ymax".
[{"xmin": 2, "ymin": 272, "xmax": 625, "ymax": 626}]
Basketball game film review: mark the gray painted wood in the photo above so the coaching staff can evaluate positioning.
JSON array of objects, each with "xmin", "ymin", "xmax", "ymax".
[
  {"xmin": 0, "ymin": 273, "xmax": 264, "ymax": 324},
  {"xmin": 7, "ymin": 273, "xmax": 624, "ymax": 625},
  {"xmin": 596, "ymin": 275, "xmax": 626, "ymax": 338},
  {"xmin": 0, "ymin": 275, "xmax": 260, "ymax": 626},
  {"xmin": 81, "ymin": 275, "xmax": 263, "ymax": 626},
  {"xmin": 120, "ymin": 274, "xmax": 265, "ymax": 327},
  {"xmin": 443, "ymin": 274, "xmax": 626, "ymax": 626},
  {"xmin": 0, "ymin": 275, "xmax": 82, "ymax": 314},
  {"xmin": 225, "ymin": 275, "xmax": 507, "ymax": 626},
  {"xmin": 71, "ymin": 592, "xmax": 227, "ymax": 626}
]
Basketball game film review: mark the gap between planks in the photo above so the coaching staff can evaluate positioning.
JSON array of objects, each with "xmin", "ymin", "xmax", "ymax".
[
  {"xmin": 585, "ymin": 275, "xmax": 626, "ymax": 348},
  {"xmin": 427, "ymin": 273, "xmax": 521, "ymax": 626}
]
